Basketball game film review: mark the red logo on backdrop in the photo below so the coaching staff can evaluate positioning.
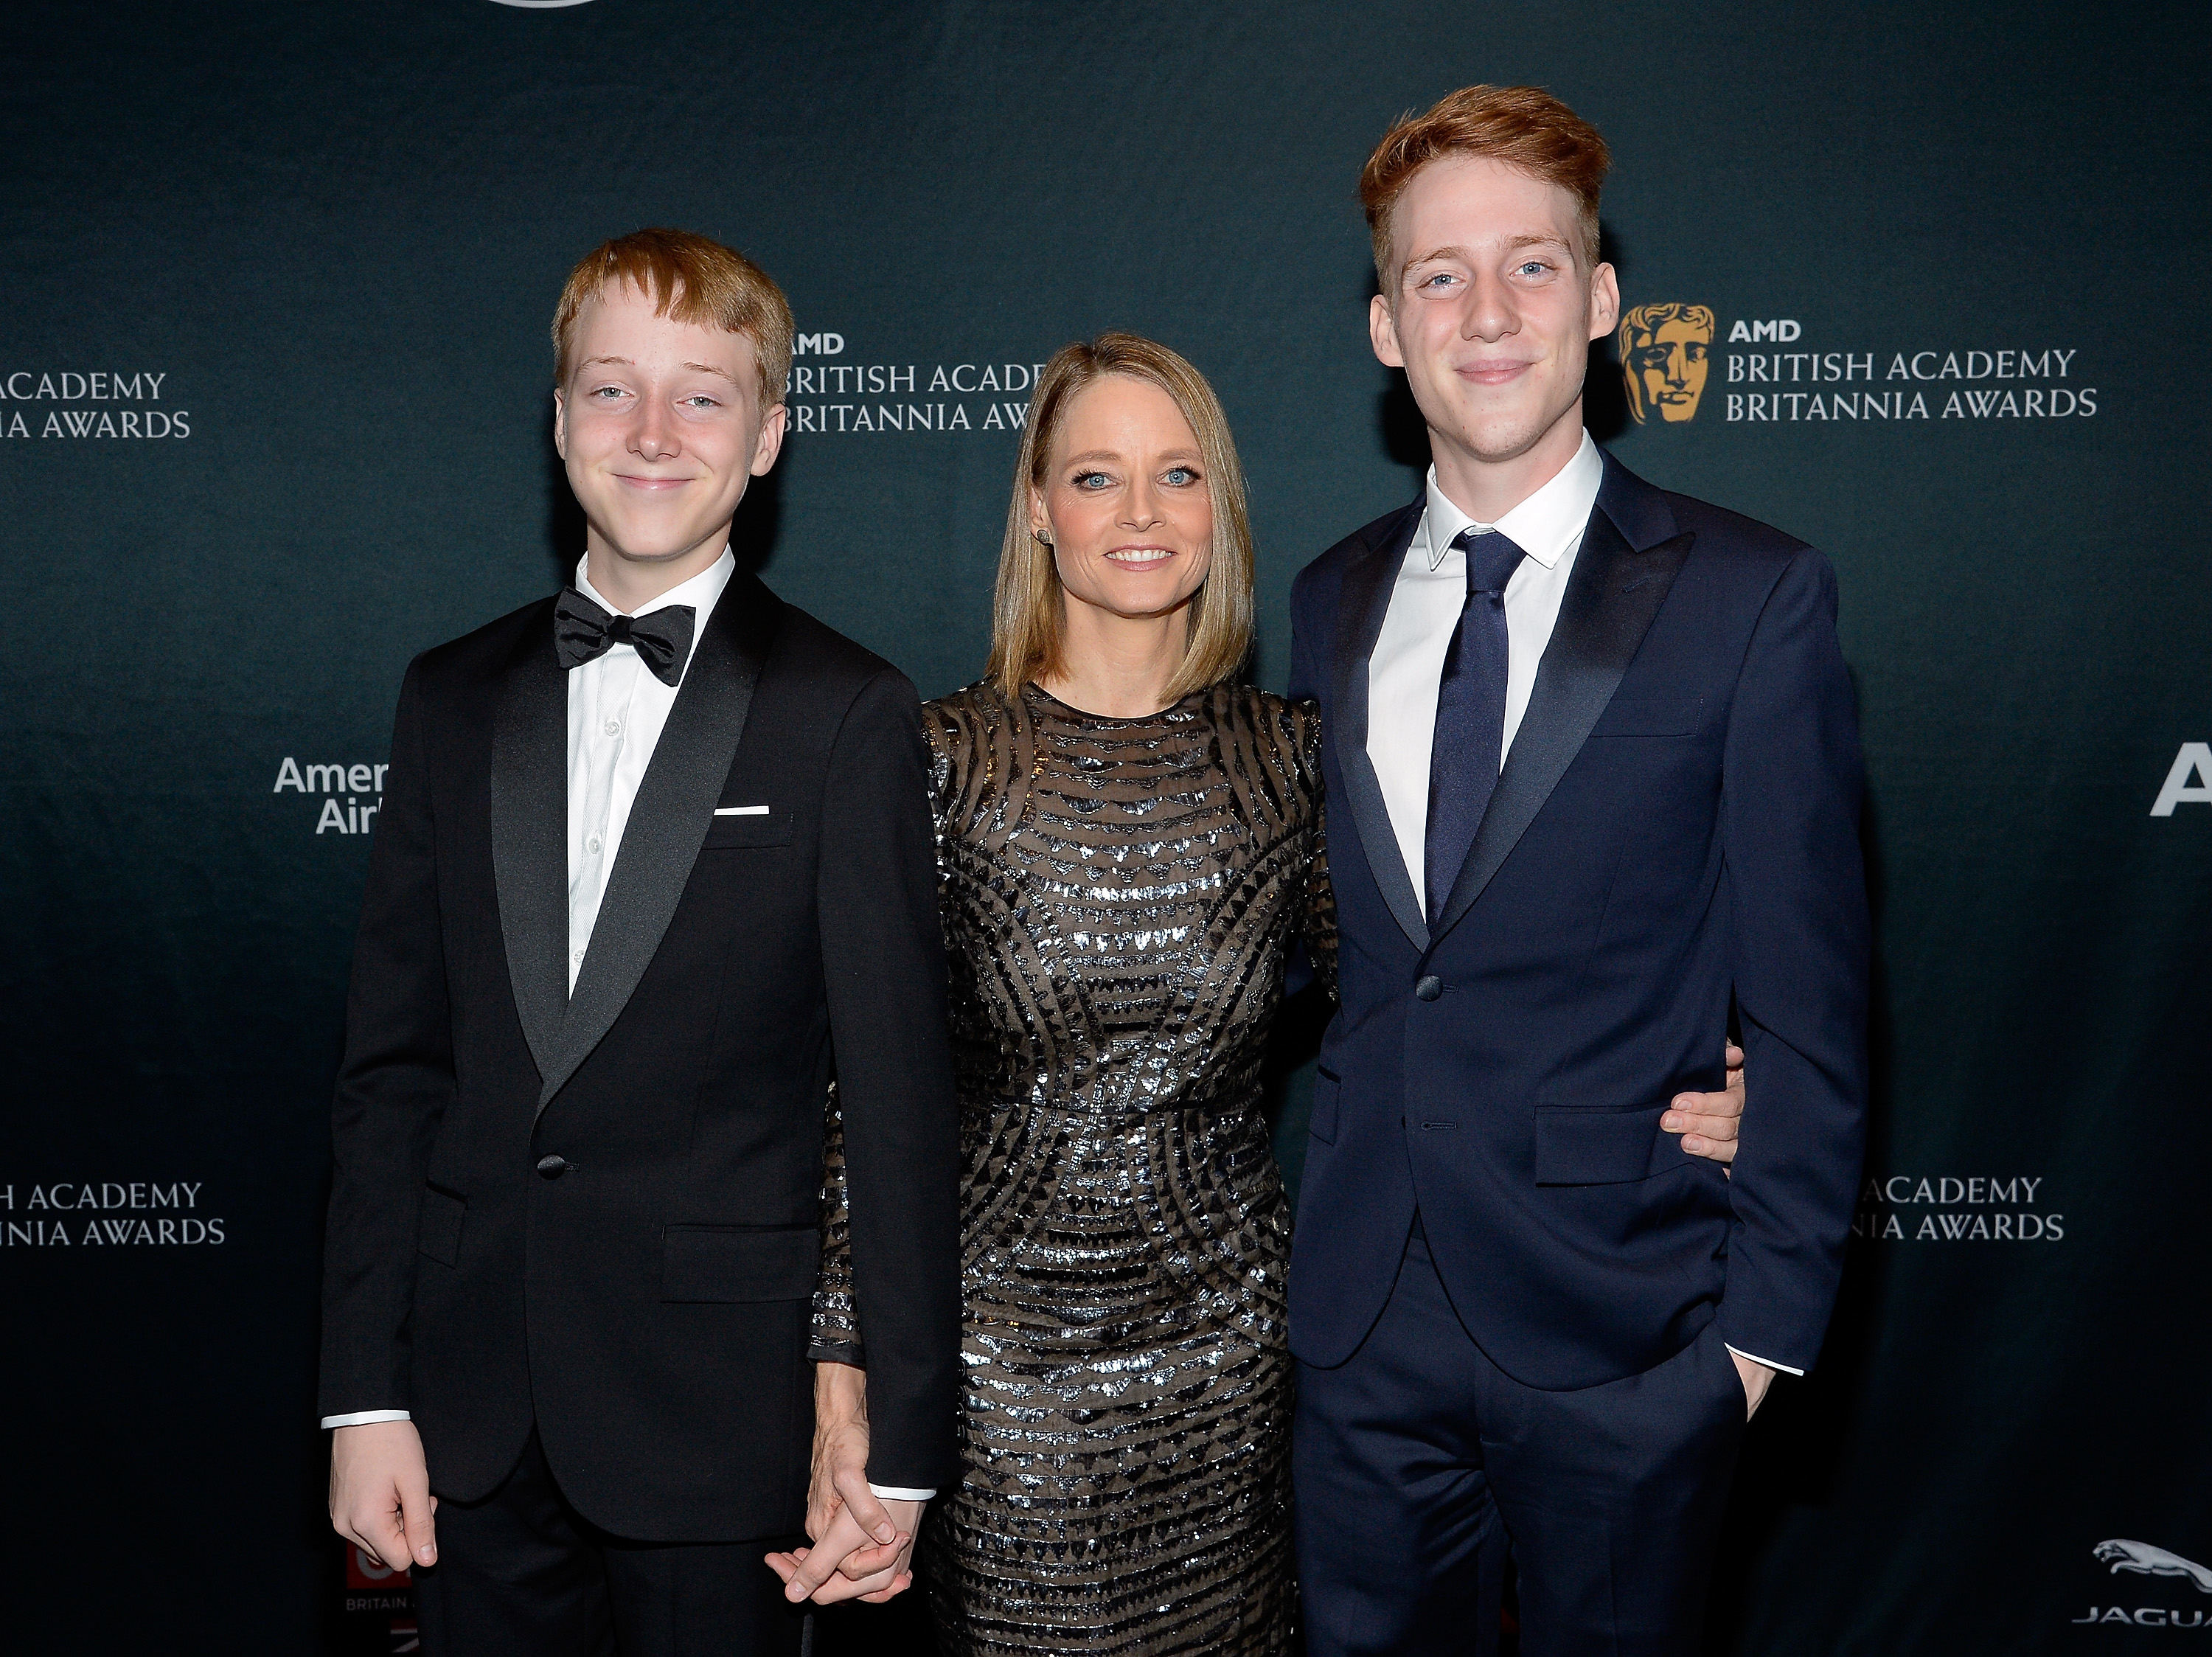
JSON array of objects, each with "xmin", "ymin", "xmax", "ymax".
[{"xmin": 347, "ymin": 1543, "xmax": 413, "ymax": 1590}]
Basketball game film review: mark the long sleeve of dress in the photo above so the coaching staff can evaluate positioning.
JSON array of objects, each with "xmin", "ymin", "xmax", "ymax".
[
  {"xmin": 1294, "ymin": 700, "xmax": 1338, "ymax": 1001},
  {"xmin": 810, "ymin": 1084, "xmax": 865, "ymax": 1366}
]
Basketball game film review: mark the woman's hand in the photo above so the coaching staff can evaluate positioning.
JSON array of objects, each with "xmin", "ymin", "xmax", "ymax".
[{"xmin": 1663, "ymin": 1041, "xmax": 1747, "ymax": 1167}]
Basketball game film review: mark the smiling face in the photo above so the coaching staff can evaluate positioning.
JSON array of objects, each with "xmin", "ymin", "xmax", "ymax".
[
  {"xmin": 553, "ymin": 279, "xmax": 786, "ymax": 586},
  {"xmin": 1369, "ymin": 155, "xmax": 1619, "ymax": 486},
  {"xmin": 1029, "ymin": 374, "xmax": 1214, "ymax": 631}
]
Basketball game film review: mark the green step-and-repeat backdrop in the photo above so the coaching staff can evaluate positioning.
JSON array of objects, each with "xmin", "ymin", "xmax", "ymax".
[{"xmin": 3, "ymin": 2, "xmax": 2205, "ymax": 1650}]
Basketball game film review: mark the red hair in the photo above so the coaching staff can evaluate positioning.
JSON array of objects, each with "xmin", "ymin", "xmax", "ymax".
[
  {"xmin": 1360, "ymin": 86, "xmax": 1611, "ymax": 285},
  {"xmin": 551, "ymin": 228, "xmax": 793, "ymax": 411}
]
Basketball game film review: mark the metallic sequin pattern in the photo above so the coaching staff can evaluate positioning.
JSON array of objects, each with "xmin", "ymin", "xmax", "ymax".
[{"xmin": 816, "ymin": 681, "xmax": 1332, "ymax": 1655}]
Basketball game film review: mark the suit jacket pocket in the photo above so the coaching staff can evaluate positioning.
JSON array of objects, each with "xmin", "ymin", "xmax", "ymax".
[
  {"xmin": 1587, "ymin": 695, "xmax": 1705, "ymax": 738},
  {"xmin": 1309, "ymin": 1066, "xmax": 1340, "ymax": 1144},
  {"xmin": 700, "ymin": 808, "xmax": 793, "ymax": 850},
  {"xmin": 661, "ymin": 1223, "xmax": 821, "ymax": 1303},
  {"xmin": 417, "ymin": 1185, "xmax": 466, "ymax": 1267},
  {"xmin": 1533, "ymin": 1103, "xmax": 1680, "ymax": 1185}
]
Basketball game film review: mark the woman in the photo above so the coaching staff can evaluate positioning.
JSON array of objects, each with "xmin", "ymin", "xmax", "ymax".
[{"xmin": 771, "ymin": 335, "xmax": 1742, "ymax": 1653}]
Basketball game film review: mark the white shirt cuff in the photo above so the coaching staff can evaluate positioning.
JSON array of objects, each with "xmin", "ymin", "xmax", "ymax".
[
  {"xmin": 867, "ymin": 1484, "xmax": 935, "ymax": 1501},
  {"xmin": 1725, "ymin": 1345, "xmax": 1805, "ymax": 1378},
  {"xmin": 322, "ymin": 1409, "xmax": 413, "ymax": 1429}
]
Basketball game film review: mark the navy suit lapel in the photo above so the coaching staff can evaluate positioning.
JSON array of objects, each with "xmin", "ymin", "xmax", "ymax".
[
  {"xmin": 1427, "ymin": 455, "xmax": 1695, "ymax": 948},
  {"xmin": 1331, "ymin": 498, "xmax": 1429, "ymax": 951},
  {"xmin": 532, "ymin": 576, "xmax": 781, "ymax": 1119},
  {"xmin": 488, "ymin": 602, "xmax": 569, "ymax": 1085}
]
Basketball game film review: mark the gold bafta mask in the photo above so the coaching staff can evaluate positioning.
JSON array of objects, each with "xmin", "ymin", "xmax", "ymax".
[{"xmin": 1619, "ymin": 303, "xmax": 1717, "ymax": 423}]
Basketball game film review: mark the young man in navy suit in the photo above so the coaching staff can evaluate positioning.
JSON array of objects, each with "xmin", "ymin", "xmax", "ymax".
[{"xmin": 1287, "ymin": 87, "xmax": 1869, "ymax": 1656}]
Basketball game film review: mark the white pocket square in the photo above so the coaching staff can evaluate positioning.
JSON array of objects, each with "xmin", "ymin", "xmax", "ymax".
[{"xmin": 714, "ymin": 805, "xmax": 771, "ymax": 816}]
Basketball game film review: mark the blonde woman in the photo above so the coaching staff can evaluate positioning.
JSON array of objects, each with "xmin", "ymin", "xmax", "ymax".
[{"xmin": 770, "ymin": 335, "xmax": 1744, "ymax": 1653}]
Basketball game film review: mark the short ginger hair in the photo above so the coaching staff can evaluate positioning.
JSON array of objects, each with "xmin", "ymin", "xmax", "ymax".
[
  {"xmin": 551, "ymin": 228, "xmax": 793, "ymax": 412},
  {"xmin": 1360, "ymin": 86, "xmax": 1612, "ymax": 288}
]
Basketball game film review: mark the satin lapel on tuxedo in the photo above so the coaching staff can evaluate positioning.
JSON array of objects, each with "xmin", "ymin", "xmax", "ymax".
[
  {"xmin": 489, "ymin": 601, "xmax": 571, "ymax": 1086},
  {"xmin": 1427, "ymin": 471, "xmax": 1695, "ymax": 950},
  {"xmin": 1330, "ymin": 498, "xmax": 1429, "ymax": 951},
  {"xmin": 534, "ymin": 577, "xmax": 780, "ymax": 1119}
]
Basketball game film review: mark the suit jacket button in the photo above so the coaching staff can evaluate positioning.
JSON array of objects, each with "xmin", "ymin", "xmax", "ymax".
[
  {"xmin": 536, "ymin": 1154, "xmax": 570, "ymax": 1179},
  {"xmin": 1414, "ymin": 975, "xmax": 1443, "ymax": 1001}
]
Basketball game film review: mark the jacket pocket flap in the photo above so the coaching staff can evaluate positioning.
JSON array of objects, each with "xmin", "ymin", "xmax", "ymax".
[
  {"xmin": 1588, "ymin": 696, "xmax": 1705, "ymax": 737},
  {"xmin": 661, "ymin": 1224, "xmax": 820, "ymax": 1303},
  {"xmin": 1533, "ymin": 1104, "xmax": 1678, "ymax": 1186},
  {"xmin": 701, "ymin": 810, "xmax": 793, "ymax": 850},
  {"xmin": 417, "ymin": 1186, "xmax": 465, "ymax": 1266}
]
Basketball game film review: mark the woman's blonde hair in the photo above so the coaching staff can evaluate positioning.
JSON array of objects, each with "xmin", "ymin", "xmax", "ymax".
[{"xmin": 985, "ymin": 333, "xmax": 1254, "ymax": 703}]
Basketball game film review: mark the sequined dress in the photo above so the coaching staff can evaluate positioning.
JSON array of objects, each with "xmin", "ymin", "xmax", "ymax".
[{"xmin": 814, "ymin": 679, "xmax": 1332, "ymax": 1656}]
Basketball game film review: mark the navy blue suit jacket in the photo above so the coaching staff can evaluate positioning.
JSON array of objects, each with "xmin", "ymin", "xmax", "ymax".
[{"xmin": 1286, "ymin": 450, "xmax": 1868, "ymax": 1389}]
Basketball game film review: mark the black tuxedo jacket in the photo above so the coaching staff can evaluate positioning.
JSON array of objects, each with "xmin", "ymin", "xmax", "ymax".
[
  {"xmin": 1287, "ymin": 451, "xmax": 1869, "ymax": 1389},
  {"xmin": 319, "ymin": 573, "xmax": 960, "ymax": 1540}
]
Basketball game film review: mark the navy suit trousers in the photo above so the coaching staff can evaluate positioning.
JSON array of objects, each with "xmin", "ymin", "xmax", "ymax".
[{"xmin": 1294, "ymin": 1223, "xmax": 1748, "ymax": 1657}]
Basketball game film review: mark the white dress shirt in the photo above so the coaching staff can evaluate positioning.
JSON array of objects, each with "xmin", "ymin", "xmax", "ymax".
[
  {"xmin": 561, "ymin": 549, "xmax": 735, "ymax": 993},
  {"xmin": 1366, "ymin": 428, "xmax": 1603, "ymax": 914},
  {"xmin": 1362, "ymin": 431, "xmax": 1800, "ymax": 1384}
]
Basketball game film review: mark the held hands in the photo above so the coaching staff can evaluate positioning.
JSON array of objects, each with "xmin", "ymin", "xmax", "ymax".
[
  {"xmin": 330, "ymin": 1419, "xmax": 438, "ymax": 1571},
  {"xmin": 765, "ymin": 1362, "xmax": 922, "ymax": 1605},
  {"xmin": 1662, "ymin": 1041, "xmax": 1747, "ymax": 1167}
]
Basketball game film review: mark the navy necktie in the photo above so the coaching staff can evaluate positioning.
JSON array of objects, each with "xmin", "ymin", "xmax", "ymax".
[{"xmin": 1423, "ymin": 527, "xmax": 1526, "ymax": 920}]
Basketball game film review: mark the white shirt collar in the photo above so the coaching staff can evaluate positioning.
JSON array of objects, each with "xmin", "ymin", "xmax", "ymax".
[
  {"xmin": 1418, "ymin": 429, "xmax": 1604, "ymax": 572},
  {"xmin": 572, "ymin": 544, "xmax": 737, "ymax": 684}
]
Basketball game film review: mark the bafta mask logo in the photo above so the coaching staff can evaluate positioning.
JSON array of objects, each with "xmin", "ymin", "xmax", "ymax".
[{"xmin": 1620, "ymin": 303, "xmax": 1717, "ymax": 424}]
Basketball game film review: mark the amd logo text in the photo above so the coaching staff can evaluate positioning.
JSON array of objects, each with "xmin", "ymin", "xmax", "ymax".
[
  {"xmin": 795, "ymin": 333, "xmax": 846, "ymax": 356},
  {"xmin": 1726, "ymin": 319, "xmax": 1802, "ymax": 342}
]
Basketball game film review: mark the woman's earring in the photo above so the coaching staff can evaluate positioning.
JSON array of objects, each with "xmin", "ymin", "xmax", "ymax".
[{"xmin": 1034, "ymin": 527, "xmax": 1053, "ymax": 546}]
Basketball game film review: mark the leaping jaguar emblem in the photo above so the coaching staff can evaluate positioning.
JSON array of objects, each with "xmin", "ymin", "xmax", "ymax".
[{"xmin": 2096, "ymin": 1540, "xmax": 2212, "ymax": 1594}]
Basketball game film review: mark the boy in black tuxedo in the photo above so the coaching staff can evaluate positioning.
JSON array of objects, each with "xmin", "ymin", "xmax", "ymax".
[{"xmin": 320, "ymin": 229, "xmax": 959, "ymax": 1656}]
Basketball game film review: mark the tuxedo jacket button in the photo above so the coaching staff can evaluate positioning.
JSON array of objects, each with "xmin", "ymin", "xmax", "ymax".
[
  {"xmin": 1414, "ymin": 975, "xmax": 1444, "ymax": 1001},
  {"xmin": 536, "ymin": 1154, "xmax": 570, "ymax": 1179}
]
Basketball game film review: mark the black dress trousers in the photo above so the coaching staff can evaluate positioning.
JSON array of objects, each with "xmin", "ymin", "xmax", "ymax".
[{"xmin": 412, "ymin": 1427, "xmax": 809, "ymax": 1657}]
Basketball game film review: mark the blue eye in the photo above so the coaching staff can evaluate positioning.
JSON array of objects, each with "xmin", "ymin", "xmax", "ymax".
[
  {"xmin": 1074, "ymin": 470, "xmax": 1112, "ymax": 490},
  {"xmin": 1164, "ymin": 467, "xmax": 1199, "ymax": 486}
]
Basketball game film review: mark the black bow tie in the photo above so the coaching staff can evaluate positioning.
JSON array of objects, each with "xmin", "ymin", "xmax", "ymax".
[{"xmin": 553, "ymin": 588, "xmax": 697, "ymax": 687}]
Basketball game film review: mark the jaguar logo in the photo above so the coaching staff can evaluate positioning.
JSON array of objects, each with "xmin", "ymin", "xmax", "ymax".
[
  {"xmin": 1619, "ymin": 302, "xmax": 1717, "ymax": 425},
  {"xmin": 2098, "ymin": 1540, "xmax": 2212, "ymax": 1594}
]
